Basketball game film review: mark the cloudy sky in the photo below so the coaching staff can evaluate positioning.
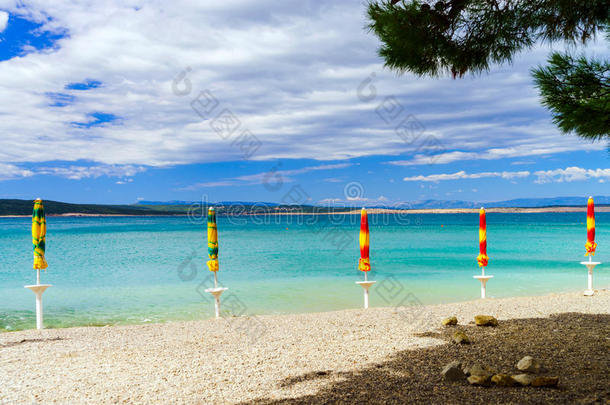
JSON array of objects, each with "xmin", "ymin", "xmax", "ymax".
[{"xmin": 0, "ymin": 0, "xmax": 608, "ymax": 205}]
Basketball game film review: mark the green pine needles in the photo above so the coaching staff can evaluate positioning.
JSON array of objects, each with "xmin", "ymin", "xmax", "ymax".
[{"xmin": 367, "ymin": 0, "xmax": 610, "ymax": 140}]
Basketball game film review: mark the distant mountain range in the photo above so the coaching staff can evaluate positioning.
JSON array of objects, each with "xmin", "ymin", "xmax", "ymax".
[
  {"xmin": 0, "ymin": 196, "xmax": 607, "ymax": 216},
  {"xmin": 399, "ymin": 196, "xmax": 610, "ymax": 209},
  {"xmin": 139, "ymin": 196, "xmax": 610, "ymax": 209}
]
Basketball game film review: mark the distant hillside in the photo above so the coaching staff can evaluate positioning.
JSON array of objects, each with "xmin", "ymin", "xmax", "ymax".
[
  {"xmin": 0, "ymin": 200, "xmax": 175, "ymax": 216},
  {"xmin": 0, "ymin": 200, "xmax": 351, "ymax": 216},
  {"xmin": 1, "ymin": 195, "xmax": 608, "ymax": 216}
]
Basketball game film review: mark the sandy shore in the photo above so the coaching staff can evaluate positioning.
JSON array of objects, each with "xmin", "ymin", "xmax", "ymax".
[{"xmin": 1, "ymin": 291, "xmax": 609, "ymax": 404}]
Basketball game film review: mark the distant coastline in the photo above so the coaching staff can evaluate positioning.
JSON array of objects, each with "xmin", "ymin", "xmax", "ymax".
[{"xmin": 1, "ymin": 206, "xmax": 608, "ymax": 218}]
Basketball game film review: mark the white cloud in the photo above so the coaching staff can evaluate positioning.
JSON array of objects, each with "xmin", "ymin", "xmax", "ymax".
[
  {"xmin": 388, "ymin": 142, "xmax": 601, "ymax": 167},
  {"xmin": 0, "ymin": 1, "xmax": 605, "ymax": 172},
  {"xmin": 403, "ymin": 170, "xmax": 530, "ymax": 182},
  {"xmin": 0, "ymin": 163, "xmax": 34, "ymax": 180},
  {"xmin": 38, "ymin": 165, "xmax": 145, "ymax": 180},
  {"xmin": 534, "ymin": 167, "xmax": 610, "ymax": 184},
  {"xmin": 0, "ymin": 11, "xmax": 8, "ymax": 33}
]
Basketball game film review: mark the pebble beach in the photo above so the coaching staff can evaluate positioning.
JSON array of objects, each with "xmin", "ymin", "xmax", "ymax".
[{"xmin": 1, "ymin": 290, "xmax": 609, "ymax": 404}]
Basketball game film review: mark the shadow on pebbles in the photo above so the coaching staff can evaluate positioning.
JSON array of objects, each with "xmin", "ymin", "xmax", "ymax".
[{"xmin": 244, "ymin": 313, "xmax": 610, "ymax": 405}]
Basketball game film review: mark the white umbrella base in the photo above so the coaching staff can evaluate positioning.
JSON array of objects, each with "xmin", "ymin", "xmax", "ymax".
[
  {"xmin": 355, "ymin": 281, "xmax": 376, "ymax": 309},
  {"xmin": 473, "ymin": 275, "xmax": 493, "ymax": 299},
  {"xmin": 205, "ymin": 287, "xmax": 228, "ymax": 318},
  {"xmin": 580, "ymin": 261, "xmax": 601, "ymax": 296},
  {"xmin": 24, "ymin": 284, "xmax": 52, "ymax": 330}
]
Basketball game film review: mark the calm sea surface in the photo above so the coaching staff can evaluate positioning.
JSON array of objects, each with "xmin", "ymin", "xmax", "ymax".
[{"xmin": 1, "ymin": 213, "xmax": 608, "ymax": 331}]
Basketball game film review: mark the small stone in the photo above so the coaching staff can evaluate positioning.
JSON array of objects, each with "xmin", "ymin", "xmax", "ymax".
[
  {"xmin": 516, "ymin": 356, "xmax": 544, "ymax": 373},
  {"xmin": 468, "ymin": 364, "xmax": 495, "ymax": 377},
  {"xmin": 442, "ymin": 316, "xmax": 458, "ymax": 326},
  {"xmin": 531, "ymin": 376, "xmax": 559, "ymax": 387},
  {"xmin": 467, "ymin": 374, "xmax": 492, "ymax": 386},
  {"xmin": 452, "ymin": 331, "xmax": 471, "ymax": 344},
  {"xmin": 474, "ymin": 315, "xmax": 498, "ymax": 326},
  {"xmin": 441, "ymin": 361, "xmax": 465, "ymax": 382},
  {"xmin": 512, "ymin": 374, "xmax": 536, "ymax": 386},
  {"xmin": 462, "ymin": 365, "xmax": 471, "ymax": 376},
  {"xmin": 491, "ymin": 374, "xmax": 515, "ymax": 387}
]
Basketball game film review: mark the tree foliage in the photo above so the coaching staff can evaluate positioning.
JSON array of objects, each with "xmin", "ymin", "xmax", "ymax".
[
  {"xmin": 367, "ymin": 0, "xmax": 610, "ymax": 140},
  {"xmin": 533, "ymin": 53, "xmax": 609, "ymax": 140},
  {"xmin": 368, "ymin": 0, "xmax": 608, "ymax": 77}
]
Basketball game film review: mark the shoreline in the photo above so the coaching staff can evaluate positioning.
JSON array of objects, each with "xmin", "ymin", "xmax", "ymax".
[
  {"xmin": 1, "ymin": 206, "xmax": 609, "ymax": 218},
  {"xmin": 2, "ymin": 290, "xmax": 608, "ymax": 404}
]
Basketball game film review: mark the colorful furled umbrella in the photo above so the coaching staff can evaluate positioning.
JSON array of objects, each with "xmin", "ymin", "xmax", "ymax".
[
  {"xmin": 358, "ymin": 208, "xmax": 371, "ymax": 273},
  {"xmin": 25, "ymin": 198, "xmax": 52, "ymax": 330},
  {"xmin": 204, "ymin": 207, "xmax": 228, "ymax": 318},
  {"xmin": 473, "ymin": 207, "xmax": 493, "ymax": 299},
  {"xmin": 32, "ymin": 199, "xmax": 48, "ymax": 271},
  {"xmin": 580, "ymin": 196, "xmax": 601, "ymax": 296},
  {"xmin": 207, "ymin": 207, "xmax": 219, "ymax": 273},
  {"xmin": 585, "ymin": 197, "xmax": 597, "ymax": 257},
  {"xmin": 476, "ymin": 207, "xmax": 489, "ymax": 267},
  {"xmin": 355, "ymin": 208, "xmax": 375, "ymax": 308}
]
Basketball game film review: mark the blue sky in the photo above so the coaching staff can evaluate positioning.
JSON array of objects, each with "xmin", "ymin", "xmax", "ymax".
[{"xmin": 0, "ymin": 2, "xmax": 608, "ymax": 205}]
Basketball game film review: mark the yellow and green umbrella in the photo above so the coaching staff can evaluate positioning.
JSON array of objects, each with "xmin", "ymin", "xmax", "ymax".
[
  {"xmin": 32, "ymin": 199, "xmax": 48, "ymax": 270},
  {"xmin": 207, "ymin": 207, "xmax": 219, "ymax": 272}
]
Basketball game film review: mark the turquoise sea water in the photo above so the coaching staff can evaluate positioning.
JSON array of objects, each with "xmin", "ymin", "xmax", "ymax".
[{"xmin": 0, "ymin": 213, "xmax": 608, "ymax": 331}]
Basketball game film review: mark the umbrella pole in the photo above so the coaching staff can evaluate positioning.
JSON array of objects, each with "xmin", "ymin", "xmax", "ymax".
[
  {"xmin": 37, "ymin": 269, "xmax": 40, "ymax": 285},
  {"xmin": 363, "ymin": 272, "xmax": 369, "ymax": 308},
  {"xmin": 35, "ymin": 290, "xmax": 43, "ymax": 330},
  {"xmin": 480, "ymin": 268, "xmax": 487, "ymax": 299}
]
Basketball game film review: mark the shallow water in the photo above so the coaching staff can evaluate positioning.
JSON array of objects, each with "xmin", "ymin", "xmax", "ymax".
[{"xmin": 1, "ymin": 212, "xmax": 608, "ymax": 331}]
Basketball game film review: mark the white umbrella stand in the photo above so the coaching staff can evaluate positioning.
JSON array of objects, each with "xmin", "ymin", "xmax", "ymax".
[
  {"xmin": 355, "ymin": 272, "xmax": 376, "ymax": 309},
  {"xmin": 24, "ymin": 269, "xmax": 52, "ymax": 330},
  {"xmin": 580, "ymin": 255, "xmax": 601, "ymax": 296},
  {"xmin": 473, "ymin": 267, "xmax": 493, "ymax": 299},
  {"xmin": 205, "ymin": 271, "xmax": 228, "ymax": 318}
]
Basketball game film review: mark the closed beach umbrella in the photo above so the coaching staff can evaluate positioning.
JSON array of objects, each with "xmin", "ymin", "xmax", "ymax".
[
  {"xmin": 476, "ymin": 207, "xmax": 489, "ymax": 267},
  {"xmin": 581, "ymin": 196, "xmax": 601, "ymax": 296},
  {"xmin": 32, "ymin": 199, "xmax": 48, "ymax": 273},
  {"xmin": 204, "ymin": 207, "xmax": 228, "ymax": 318},
  {"xmin": 585, "ymin": 197, "xmax": 597, "ymax": 257},
  {"xmin": 473, "ymin": 207, "xmax": 492, "ymax": 299},
  {"xmin": 355, "ymin": 208, "xmax": 375, "ymax": 308},
  {"xmin": 207, "ymin": 207, "xmax": 219, "ymax": 273},
  {"xmin": 26, "ymin": 198, "xmax": 52, "ymax": 329},
  {"xmin": 358, "ymin": 208, "xmax": 371, "ymax": 274}
]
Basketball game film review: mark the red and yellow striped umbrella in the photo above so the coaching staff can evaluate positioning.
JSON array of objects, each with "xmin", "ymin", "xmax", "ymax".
[
  {"xmin": 358, "ymin": 208, "xmax": 371, "ymax": 272},
  {"xmin": 476, "ymin": 207, "xmax": 489, "ymax": 267},
  {"xmin": 585, "ymin": 197, "xmax": 597, "ymax": 257}
]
